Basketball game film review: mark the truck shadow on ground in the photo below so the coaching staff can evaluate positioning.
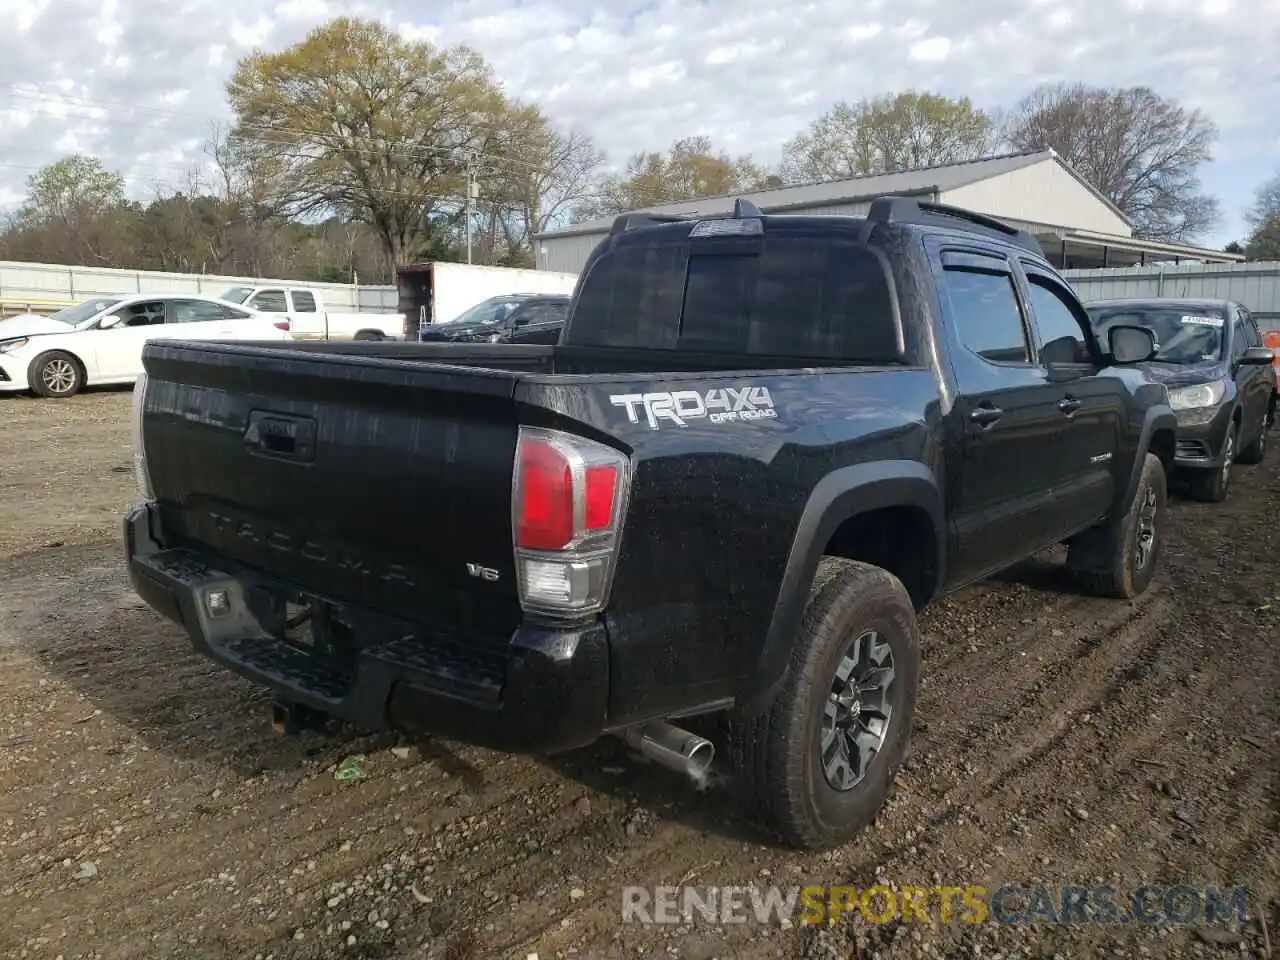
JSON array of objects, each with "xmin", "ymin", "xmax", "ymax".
[
  {"xmin": 987, "ymin": 551, "xmax": 1085, "ymax": 595},
  {"xmin": 534, "ymin": 731, "xmax": 780, "ymax": 847},
  {"xmin": 0, "ymin": 383, "xmax": 133, "ymax": 402},
  {"xmin": 32, "ymin": 591, "xmax": 755, "ymax": 843},
  {"xmin": 25, "ymin": 581, "xmax": 389, "ymax": 778}
]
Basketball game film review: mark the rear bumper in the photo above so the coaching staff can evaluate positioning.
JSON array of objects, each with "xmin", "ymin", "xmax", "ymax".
[{"xmin": 123, "ymin": 502, "xmax": 609, "ymax": 754}]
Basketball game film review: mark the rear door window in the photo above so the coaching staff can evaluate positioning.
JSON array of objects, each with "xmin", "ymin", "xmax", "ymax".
[
  {"xmin": 940, "ymin": 267, "xmax": 1031, "ymax": 365},
  {"xmin": 290, "ymin": 291, "xmax": 318, "ymax": 312},
  {"xmin": 569, "ymin": 226, "xmax": 901, "ymax": 362}
]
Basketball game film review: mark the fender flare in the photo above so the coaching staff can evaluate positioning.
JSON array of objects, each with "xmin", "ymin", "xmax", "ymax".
[
  {"xmin": 1118, "ymin": 405, "xmax": 1177, "ymax": 513},
  {"xmin": 739, "ymin": 459, "xmax": 945, "ymax": 712}
]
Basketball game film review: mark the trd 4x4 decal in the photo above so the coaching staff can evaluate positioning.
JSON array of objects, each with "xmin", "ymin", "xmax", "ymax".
[{"xmin": 610, "ymin": 386, "xmax": 776, "ymax": 430}]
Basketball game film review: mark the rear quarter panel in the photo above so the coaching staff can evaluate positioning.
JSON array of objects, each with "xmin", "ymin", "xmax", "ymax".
[{"xmin": 517, "ymin": 365, "xmax": 943, "ymax": 725}]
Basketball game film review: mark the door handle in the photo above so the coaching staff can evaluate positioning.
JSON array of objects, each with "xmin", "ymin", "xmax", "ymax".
[
  {"xmin": 970, "ymin": 405, "xmax": 1003, "ymax": 427},
  {"xmin": 1058, "ymin": 396, "xmax": 1082, "ymax": 416}
]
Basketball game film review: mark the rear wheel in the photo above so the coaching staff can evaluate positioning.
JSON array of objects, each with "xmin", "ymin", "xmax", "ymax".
[
  {"xmin": 28, "ymin": 351, "xmax": 84, "ymax": 399},
  {"xmin": 727, "ymin": 559, "xmax": 920, "ymax": 850},
  {"xmin": 353, "ymin": 330, "xmax": 384, "ymax": 341},
  {"xmin": 1237, "ymin": 405, "xmax": 1273, "ymax": 464}
]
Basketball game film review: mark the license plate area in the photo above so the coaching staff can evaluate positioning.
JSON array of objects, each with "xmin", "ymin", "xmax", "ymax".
[
  {"xmin": 282, "ymin": 600, "xmax": 316, "ymax": 653},
  {"xmin": 273, "ymin": 592, "xmax": 358, "ymax": 675}
]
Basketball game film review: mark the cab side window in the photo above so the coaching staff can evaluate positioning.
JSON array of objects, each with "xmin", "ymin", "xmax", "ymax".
[
  {"xmin": 1021, "ymin": 269, "xmax": 1093, "ymax": 366},
  {"xmin": 111, "ymin": 301, "xmax": 166, "ymax": 327},
  {"xmin": 1239, "ymin": 308, "xmax": 1262, "ymax": 348},
  {"xmin": 250, "ymin": 290, "xmax": 289, "ymax": 313},
  {"xmin": 1230, "ymin": 312, "xmax": 1249, "ymax": 359},
  {"xmin": 518, "ymin": 304, "xmax": 557, "ymax": 326}
]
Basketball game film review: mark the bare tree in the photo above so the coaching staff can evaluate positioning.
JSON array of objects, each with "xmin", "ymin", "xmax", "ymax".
[
  {"xmin": 468, "ymin": 102, "xmax": 605, "ymax": 261},
  {"xmin": 1002, "ymin": 82, "xmax": 1220, "ymax": 242}
]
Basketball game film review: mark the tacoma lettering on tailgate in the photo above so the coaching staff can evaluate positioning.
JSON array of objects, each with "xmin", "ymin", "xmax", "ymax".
[{"xmin": 207, "ymin": 511, "xmax": 416, "ymax": 588}]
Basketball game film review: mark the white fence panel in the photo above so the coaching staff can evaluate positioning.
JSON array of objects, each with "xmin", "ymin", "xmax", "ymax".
[{"xmin": 0, "ymin": 259, "xmax": 399, "ymax": 316}]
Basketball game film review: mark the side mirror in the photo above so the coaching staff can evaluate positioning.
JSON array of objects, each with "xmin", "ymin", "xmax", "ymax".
[
  {"xmin": 97, "ymin": 314, "xmax": 123, "ymax": 330},
  {"xmin": 1108, "ymin": 325, "xmax": 1158, "ymax": 364},
  {"xmin": 1237, "ymin": 346, "xmax": 1275, "ymax": 366}
]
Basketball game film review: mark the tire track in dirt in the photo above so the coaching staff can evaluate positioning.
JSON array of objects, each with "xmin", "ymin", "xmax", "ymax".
[{"xmin": 903, "ymin": 587, "xmax": 1170, "ymax": 780}]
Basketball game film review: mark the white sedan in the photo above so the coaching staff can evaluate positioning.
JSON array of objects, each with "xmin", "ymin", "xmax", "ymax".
[{"xmin": 0, "ymin": 293, "xmax": 291, "ymax": 398}]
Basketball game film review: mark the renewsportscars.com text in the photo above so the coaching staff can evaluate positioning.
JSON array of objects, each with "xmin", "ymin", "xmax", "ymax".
[{"xmin": 620, "ymin": 884, "xmax": 1251, "ymax": 927}]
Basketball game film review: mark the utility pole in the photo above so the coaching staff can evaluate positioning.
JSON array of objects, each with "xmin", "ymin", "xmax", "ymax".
[{"xmin": 464, "ymin": 154, "xmax": 479, "ymax": 265}]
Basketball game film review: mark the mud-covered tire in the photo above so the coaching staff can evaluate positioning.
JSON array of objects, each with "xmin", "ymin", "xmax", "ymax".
[
  {"xmin": 1236, "ymin": 405, "xmax": 1272, "ymax": 465},
  {"xmin": 28, "ymin": 350, "xmax": 85, "ymax": 399},
  {"xmin": 726, "ymin": 559, "xmax": 920, "ymax": 851},
  {"xmin": 1068, "ymin": 453, "xmax": 1167, "ymax": 599},
  {"xmin": 1189, "ymin": 423, "xmax": 1237, "ymax": 503}
]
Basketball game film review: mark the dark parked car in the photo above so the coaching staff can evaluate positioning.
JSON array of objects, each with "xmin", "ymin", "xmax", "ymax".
[
  {"xmin": 1086, "ymin": 298, "xmax": 1276, "ymax": 502},
  {"xmin": 418, "ymin": 294, "xmax": 569, "ymax": 344},
  {"xmin": 125, "ymin": 197, "xmax": 1176, "ymax": 851}
]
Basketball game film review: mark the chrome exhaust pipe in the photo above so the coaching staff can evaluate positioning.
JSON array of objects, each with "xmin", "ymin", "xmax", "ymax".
[{"xmin": 621, "ymin": 721, "xmax": 715, "ymax": 778}]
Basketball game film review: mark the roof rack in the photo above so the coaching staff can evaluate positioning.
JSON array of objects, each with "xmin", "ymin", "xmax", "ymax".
[
  {"xmin": 609, "ymin": 197, "xmax": 767, "ymax": 236},
  {"xmin": 865, "ymin": 196, "xmax": 1044, "ymax": 255},
  {"xmin": 609, "ymin": 211, "xmax": 700, "ymax": 235}
]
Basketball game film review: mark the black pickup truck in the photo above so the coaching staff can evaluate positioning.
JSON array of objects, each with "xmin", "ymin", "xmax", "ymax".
[{"xmin": 123, "ymin": 197, "xmax": 1175, "ymax": 850}]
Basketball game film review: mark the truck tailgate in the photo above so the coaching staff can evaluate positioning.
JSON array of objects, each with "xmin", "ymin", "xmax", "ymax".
[{"xmin": 138, "ymin": 341, "xmax": 525, "ymax": 640}]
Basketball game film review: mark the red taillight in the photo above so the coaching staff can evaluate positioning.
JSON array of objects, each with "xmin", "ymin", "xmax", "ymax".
[
  {"xmin": 512, "ymin": 426, "xmax": 630, "ymax": 618},
  {"xmin": 515, "ymin": 438, "xmax": 575, "ymax": 550},
  {"xmin": 274, "ymin": 320, "xmax": 291, "ymax": 331},
  {"xmin": 585, "ymin": 465, "xmax": 618, "ymax": 530}
]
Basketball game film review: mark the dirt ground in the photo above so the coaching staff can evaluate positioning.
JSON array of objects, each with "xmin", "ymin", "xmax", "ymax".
[{"xmin": 1, "ymin": 389, "xmax": 1276, "ymax": 960}]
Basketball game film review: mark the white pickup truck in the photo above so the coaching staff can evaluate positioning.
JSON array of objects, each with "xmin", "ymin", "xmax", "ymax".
[{"xmin": 218, "ymin": 285, "xmax": 404, "ymax": 341}]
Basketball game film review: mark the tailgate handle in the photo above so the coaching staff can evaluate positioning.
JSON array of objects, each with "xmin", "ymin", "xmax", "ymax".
[{"xmin": 244, "ymin": 411, "xmax": 316, "ymax": 463}]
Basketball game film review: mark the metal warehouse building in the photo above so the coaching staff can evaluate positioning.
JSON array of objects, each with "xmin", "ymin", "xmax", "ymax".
[{"xmin": 533, "ymin": 149, "xmax": 1242, "ymax": 275}]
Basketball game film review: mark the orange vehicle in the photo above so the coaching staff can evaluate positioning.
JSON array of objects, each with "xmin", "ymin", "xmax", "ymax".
[{"xmin": 1266, "ymin": 330, "xmax": 1280, "ymax": 390}]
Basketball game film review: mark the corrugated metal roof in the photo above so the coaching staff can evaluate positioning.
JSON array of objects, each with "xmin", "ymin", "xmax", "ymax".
[{"xmin": 539, "ymin": 150, "xmax": 1056, "ymax": 238}]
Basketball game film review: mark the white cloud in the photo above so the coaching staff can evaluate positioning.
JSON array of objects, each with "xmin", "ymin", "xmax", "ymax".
[
  {"xmin": 909, "ymin": 36, "xmax": 951, "ymax": 62},
  {"xmin": 0, "ymin": 0, "xmax": 1276, "ymax": 244},
  {"xmin": 846, "ymin": 24, "xmax": 883, "ymax": 43}
]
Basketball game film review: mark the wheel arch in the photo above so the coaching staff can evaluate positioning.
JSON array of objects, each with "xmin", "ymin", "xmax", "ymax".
[
  {"xmin": 738, "ymin": 460, "xmax": 945, "ymax": 713},
  {"xmin": 1117, "ymin": 406, "xmax": 1177, "ymax": 514}
]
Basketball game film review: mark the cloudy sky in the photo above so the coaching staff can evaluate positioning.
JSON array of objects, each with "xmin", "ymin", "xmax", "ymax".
[{"xmin": 1, "ymin": 0, "xmax": 1277, "ymax": 248}]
